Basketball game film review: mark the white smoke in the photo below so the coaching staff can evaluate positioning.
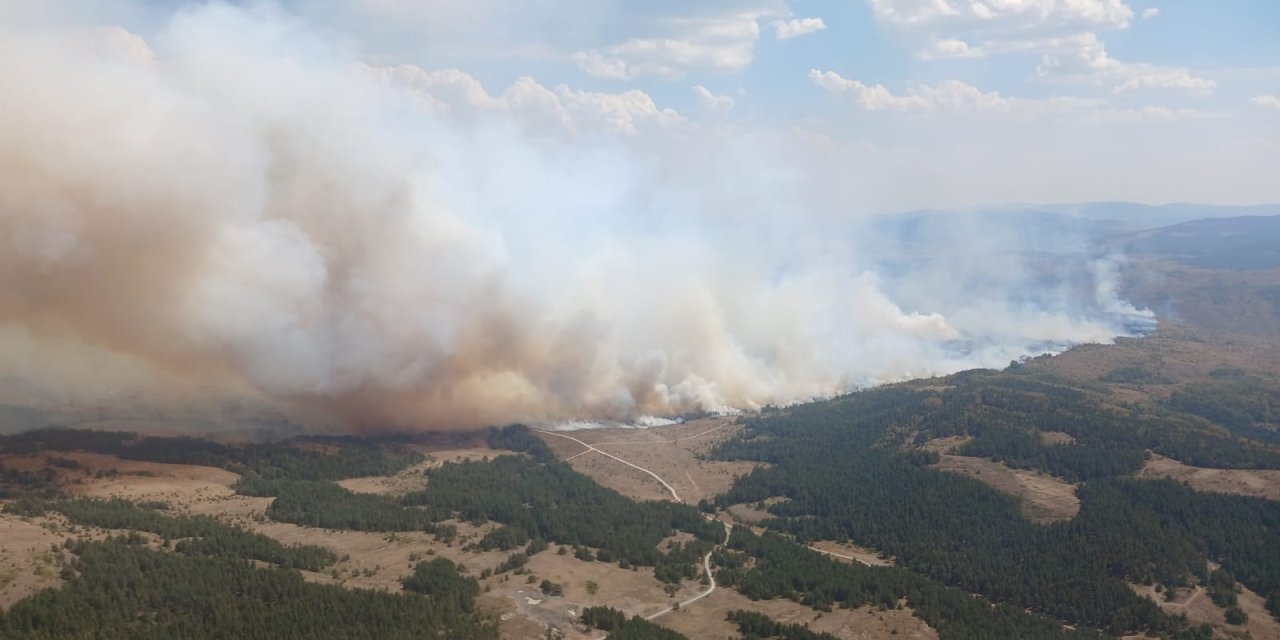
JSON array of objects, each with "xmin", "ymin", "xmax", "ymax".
[{"xmin": 0, "ymin": 4, "xmax": 1153, "ymax": 432}]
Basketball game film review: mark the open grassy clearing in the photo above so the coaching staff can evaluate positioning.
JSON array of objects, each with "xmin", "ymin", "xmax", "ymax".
[
  {"xmin": 931, "ymin": 453, "xmax": 1081, "ymax": 523},
  {"xmin": 1130, "ymin": 581, "xmax": 1280, "ymax": 640},
  {"xmin": 1030, "ymin": 321, "xmax": 1280, "ymax": 403},
  {"xmin": 920, "ymin": 437, "xmax": 1082, "ymax": 523},
  {"xmin": 336, "ymin": 447, "xmax": 493, "ymax": 496},
  {"xmin": 0, "ymin": 516, "xmax": 66, "ymax": 610},
  {"xmin": 654, "ymin": 585, "xmax": 938, "ymax": 640},
  {"xmin": 805, "ymin": 540, "xmax": 894, "ymax": 567},
  {"xmin": 1138, "ymin": 454, "xmax": 1280, "ymax": 501},
  {"xmin": 485, "ymin": 542, "xmax": 707, "ymax": 639},
  {"xmin": 539, "ymin": 417, "xmax": 759, "ymax": 505}
]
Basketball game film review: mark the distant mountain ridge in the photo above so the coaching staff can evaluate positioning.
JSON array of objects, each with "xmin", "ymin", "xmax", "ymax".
[
  {"xmin": 869, "ymin": 202, "xmax": 1280, "ymax": 264},
  {"xmin": 1115, "ymin": 215, "xmax": 1280, "ymax": 271},
  {"xmin": 896, "ymin": 202, "xmax": 1280, "ymax": 229}
]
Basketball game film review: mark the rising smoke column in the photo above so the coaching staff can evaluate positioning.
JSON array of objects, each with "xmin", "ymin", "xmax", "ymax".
[{"xmin": 0, "ymin": 5, "xmax": 1153, "ymax": 431}]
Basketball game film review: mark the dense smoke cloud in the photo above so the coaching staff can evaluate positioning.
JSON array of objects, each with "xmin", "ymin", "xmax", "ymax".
[{"xmin": 0, "ymin": 4, "xmax": 1152, "ymax": 432}]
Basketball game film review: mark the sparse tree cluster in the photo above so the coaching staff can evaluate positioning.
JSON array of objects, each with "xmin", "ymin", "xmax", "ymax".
[{"xmin": 5, "ymin": 497, "xmax": 336, "ymax": 571}]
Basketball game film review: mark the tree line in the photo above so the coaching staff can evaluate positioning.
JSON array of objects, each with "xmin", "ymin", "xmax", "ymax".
[{"xmin": 5, "ymin": 496, "xmax": 336, "ymax": 571}]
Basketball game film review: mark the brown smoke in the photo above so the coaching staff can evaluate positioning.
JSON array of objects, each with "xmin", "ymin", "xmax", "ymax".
[{"xmin": 0, "ymin": 7, "xmax": 1151, "ymax": 433}]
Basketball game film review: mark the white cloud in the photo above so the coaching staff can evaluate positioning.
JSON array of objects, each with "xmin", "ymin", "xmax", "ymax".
[
  {"xmin": 1141, "ymin": 7, "xmax": 1160, "ymax": 19},
  {"xmin": 811, "ymin": 70, "xmax": 933, "ymax": 111},
  {"xmin": 866, "ymin": 0, "xmax": 1134, "ymax": 57},
  {"xmin": 810, "ymin": 71, "xmax": 1062, "ymax": 116},
  {"xmin": 866, "ymin": 0, "xmax": 1134, "ymax": 30},
  {"xmin": 772, "ymin": 17, "xmax": 826, "ymax": 40},
  {"xmin": 1113, "ymin": 71, "xmax": 1214, "ymax": 94},
  {"xmin": 1035, "ymin": 34, "xmax": 1215, "ymax": 94},
  {"xmin": 917, "ymin": 32, "xmax": 1099, "ymax": 60},
  {"xmin": 374, "ymin": 66, "xmax": 684, "ymax": 135},
  {"xmin": 865, "ymin": 0, "xmax": 1210, "ymax": 96},
  {"xmin": 810, "ymin": 69, "xmax": 1097, "ymax": 114},
  {"xmin": 810, "ymin": 68, "xmax": 1215, "ymax": 123},
  {"xmin": 693, "ymin": 85, "xmax": 735, "ymax": 112},
  {"xmin": 926, "ymin": 38, "xmax": 980, "ymax": 58},
  {"xmin": 1250, "ymin": 95, "xmax": 1280, "ymax": 111},
  {"xmin": 572, "ymin": 10, "xmax": 776, "ymax": 79}
]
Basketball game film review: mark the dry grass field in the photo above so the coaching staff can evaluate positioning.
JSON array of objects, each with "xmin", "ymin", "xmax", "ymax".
[
  {"xmin": 336, "ymin": 447, "xmax": 494, "ymax": 496},
  {"xmin": 922, "ymin": 436, "xmax": 1081, "ymax": 523},
  {"xmin": 931, "ymin": 453, "xmax": 1081, "ymax": 523},
  {"xmin": 1031, "ymin": 321, "xmax": 1280, "ymax": 405},
  {"xmin": 1138, "ymin": 454, "xmax": 1280, "ymax": 501},
  {"xmin": 539, "ymin": 417, "xmax": 759, "ymax": 505},
  {"xmin": 657, "ymin": 587, "xmax": 938, "ymax": 640},
  {"xmin": 1131, "ymin": 580, "xmax": 1280, "ymax": 640},
  {"xmin": 0, "ymin": 516, "xmax": 67, "ymax": 609}
]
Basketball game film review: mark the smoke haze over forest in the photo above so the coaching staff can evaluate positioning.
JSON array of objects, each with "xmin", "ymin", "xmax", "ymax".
[{"xmin": 0, "ymin": 3, "xmax": 1204, "ymax": 432}]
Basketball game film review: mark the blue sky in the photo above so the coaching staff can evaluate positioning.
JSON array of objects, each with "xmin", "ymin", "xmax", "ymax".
[
  {"xmin": 6, "ymin": 0, "xmax": 1278, "ymax": 211},
  {"xmin": 275, "ymin": 0, "xmax": 1280, "ymax": 111},
  {"xmin": 305, "ymin": 0, "xmax": 1280, "ymax": 209}
]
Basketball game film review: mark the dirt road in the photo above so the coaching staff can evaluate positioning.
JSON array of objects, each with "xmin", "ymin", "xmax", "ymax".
[
  {"xmin": 646, "ymin": 520, "xmax": 732, "ymax": 621},
  {"xmin": 538, "ymin": 427, "xmax": 737, "ymax": 630},
  {"xmin": 538, "ymin": 430, "xmax": 683, "ymax": 502}
]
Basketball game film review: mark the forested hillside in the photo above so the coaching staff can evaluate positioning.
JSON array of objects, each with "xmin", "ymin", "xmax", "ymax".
[
  {"xmin": 707, "ymin": 369, "xmax": 1280, "ymax": 637},
  {"xmin": 0, "ymin": 537, "xmax": 495, "ymax": 639},
  {"xmin": 0, "ymin": 425, "xmax": 726, "ymax": 638}
]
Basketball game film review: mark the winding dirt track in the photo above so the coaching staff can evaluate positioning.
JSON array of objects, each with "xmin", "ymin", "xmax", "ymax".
[
  {"xmin": 645, "ymin": 521, "xmax": 732, "ymax": 622},
  {"xmin": 538, "ymin": 423, "xmax": 870, "ymax": 635},
  {"xmin": 538, "ymin": 430, "xmax": 683, "ymax": 502},
  {"xmin": 542, "ymin": 427, "xmax": 872, "ymax": 566},
  {"xmin": 537, "ymin": 427, "xmax": 729, "ymax": 628}
]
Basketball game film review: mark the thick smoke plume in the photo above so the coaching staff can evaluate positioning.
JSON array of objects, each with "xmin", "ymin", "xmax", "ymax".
[{"xmin": 0, "ymin": 5, "xmax": 1152, "ymax": 432}]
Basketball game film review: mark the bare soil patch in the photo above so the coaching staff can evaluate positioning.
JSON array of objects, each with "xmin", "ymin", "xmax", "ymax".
[
  {"xmin": 1138, "ymin": 454, "xmax": 1280, "ymax": 501},
  {"xmin": 931, "ymin": 452, "xmax": 1080, "ymax": 523}
]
